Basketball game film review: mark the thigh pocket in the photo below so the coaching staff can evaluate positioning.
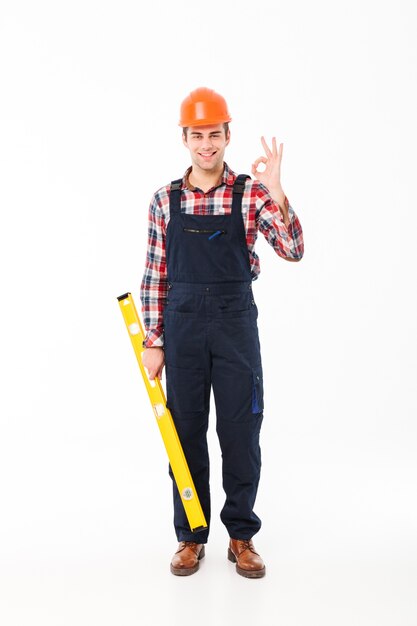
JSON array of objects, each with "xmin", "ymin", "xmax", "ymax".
[
  {"xmin": 251, "ymin": 365, "xmax": 264, "ymax": 413},
  {"xmin": 165, "ymin": 364, "xmax": 206, "ymax": 415}
]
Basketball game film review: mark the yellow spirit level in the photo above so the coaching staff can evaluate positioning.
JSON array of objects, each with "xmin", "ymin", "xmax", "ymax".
[{"xmin": 117, "ymin": 292, "xmax": 207, "ymax": 533}]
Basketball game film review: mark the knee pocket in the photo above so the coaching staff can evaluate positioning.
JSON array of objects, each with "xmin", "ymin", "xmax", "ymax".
[{"xmin": 165, "ymin": 364, "xmax": 206, "ymax": 415}]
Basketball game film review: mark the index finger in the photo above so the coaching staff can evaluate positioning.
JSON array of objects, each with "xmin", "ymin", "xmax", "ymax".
[{"xmin": 261, "ymin": 136, "xmax": 272, "ymax": 158}]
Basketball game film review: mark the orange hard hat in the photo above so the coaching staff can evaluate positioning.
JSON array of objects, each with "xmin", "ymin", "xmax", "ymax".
[{"xmin": 179, "ymin": 87, "xmax": 232, "ymax": 127}]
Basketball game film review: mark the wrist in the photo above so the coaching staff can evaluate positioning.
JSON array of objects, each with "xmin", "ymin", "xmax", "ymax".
[
  {"xmin": 268, "ymin": 186, "xmax": 286, "ymax": 206},
  {"xmin": 267, "ymin": 184, "xmax": 284, "ymax": 196}
]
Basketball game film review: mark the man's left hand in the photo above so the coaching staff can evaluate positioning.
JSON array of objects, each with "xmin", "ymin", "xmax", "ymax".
[
  {"xmin": 252, "ymin": 136, "xmax": 283, "ymax": 193},
  {"xmin": 252, "ymin": 136, "xmax": 289, "ymax": 225}
]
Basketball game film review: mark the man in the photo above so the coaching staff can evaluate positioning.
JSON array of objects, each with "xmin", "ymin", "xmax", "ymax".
[{"xmin": 140, "ymin": 87, "xmax": 304, "ymax": 578}]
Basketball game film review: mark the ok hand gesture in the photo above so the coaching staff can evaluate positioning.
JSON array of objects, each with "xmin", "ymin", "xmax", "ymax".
[{"xmin": 251, "ymin": 136, "xmax": 283, "ymax": 194}]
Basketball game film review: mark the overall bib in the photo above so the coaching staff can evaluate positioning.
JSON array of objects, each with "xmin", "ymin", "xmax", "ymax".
[{"xmin": 163, "ymin": 175, "xmax": 264, "ymax": 543}]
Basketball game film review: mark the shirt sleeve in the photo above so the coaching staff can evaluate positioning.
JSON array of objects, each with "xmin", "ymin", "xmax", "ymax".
[
  {"xmin": 139, "ymin": 192, "xmax": 168, "ymax": 348},
  {"xmin": 256, "ymin": 185, "xmax": 304, "ymax": 260}
]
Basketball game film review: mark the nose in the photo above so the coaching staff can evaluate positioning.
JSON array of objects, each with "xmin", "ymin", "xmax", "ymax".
[{"xmin": 201, "ymin": 137, "xmax": 213, "ymax": 150}]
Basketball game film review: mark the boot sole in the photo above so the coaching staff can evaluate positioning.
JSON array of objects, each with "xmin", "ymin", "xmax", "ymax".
[
  {"xmin": 228, "ymin": 548, "xmax": 266, "ymax": 579},
  {"xmin": 170, "ymin": 545, "xmax": 205, "ymax": 576}
]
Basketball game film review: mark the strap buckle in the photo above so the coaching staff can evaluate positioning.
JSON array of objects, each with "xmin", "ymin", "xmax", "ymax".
[
  {"xmin": 233, "ymin": 174, "xmax": 249, "ymax": 194},
  {"xmin": 170, "ymin": 180, "xmax": 182, "ymax": 191}
]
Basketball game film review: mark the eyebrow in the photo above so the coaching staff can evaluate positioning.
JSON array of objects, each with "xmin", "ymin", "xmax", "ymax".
[{"xmin": 190, "ymin": 131, "xmax": 222, "ymax": 136}]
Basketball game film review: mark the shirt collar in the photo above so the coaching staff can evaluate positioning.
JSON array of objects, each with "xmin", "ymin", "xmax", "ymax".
[{"xmin": 183, "ymin": 161, "xmax": 237, "ymax": 191}]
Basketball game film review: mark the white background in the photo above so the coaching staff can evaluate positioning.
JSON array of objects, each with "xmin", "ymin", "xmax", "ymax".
[{"xmin": 1, "ymin": 1, "xmax": 416, "ymax": 624}]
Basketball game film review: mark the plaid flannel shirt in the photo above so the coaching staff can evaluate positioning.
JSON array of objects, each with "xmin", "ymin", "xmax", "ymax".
[{"xmin": 140, "ymin": 162, "xmax": 304, "ymax": 348}]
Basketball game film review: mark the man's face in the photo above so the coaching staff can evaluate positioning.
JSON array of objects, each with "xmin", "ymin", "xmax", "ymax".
[{"xmin": 182, "ymin": 124, "xmax": 230, "ymax": 173}]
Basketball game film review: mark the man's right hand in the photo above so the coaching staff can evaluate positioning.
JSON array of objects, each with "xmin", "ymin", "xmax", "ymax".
[{"xmin": 142, "ymin": 347, "xmax": 165, "ymax": 380}]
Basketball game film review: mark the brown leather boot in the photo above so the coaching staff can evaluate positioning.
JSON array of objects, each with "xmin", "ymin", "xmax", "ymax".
[
  {"xmin": 228, "ymin": 538, "xmax": 266, "ymax": 578},
  {"xmin": 170, "ymin": 541, "xmax": 205, "ymax": 576}
]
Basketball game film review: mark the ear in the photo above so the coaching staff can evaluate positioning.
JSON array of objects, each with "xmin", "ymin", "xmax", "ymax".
[
  {"xmin": 225, "ymin": 129, "xmax": 231, "ymax": 147},
  {"xmin": 182, "ymin": 132, "xmax": 188, "ymax": 148}
]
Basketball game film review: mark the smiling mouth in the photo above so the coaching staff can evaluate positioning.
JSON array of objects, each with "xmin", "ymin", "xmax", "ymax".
[{"xmin": 199, "ymin": 152, "xmax": 216, "ymax": 158}]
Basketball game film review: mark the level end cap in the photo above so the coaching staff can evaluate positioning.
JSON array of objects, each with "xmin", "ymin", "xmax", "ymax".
[
  {"xmin": 117, "ymin": 292, "xmax": 131, "ymax": 301},
  {"xmin": 191, "ymin": 525, "xmax": 208, "ymax": 532}
]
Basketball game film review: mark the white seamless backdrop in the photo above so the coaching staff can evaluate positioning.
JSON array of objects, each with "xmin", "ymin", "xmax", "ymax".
[{"xmin": 0, "ymin": 1, "xmax": 416, "ymax": 625}]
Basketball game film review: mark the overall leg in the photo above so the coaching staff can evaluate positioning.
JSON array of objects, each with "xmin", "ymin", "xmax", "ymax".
[
  {"xmin": 210, "ymin": 295, "xmax": 264, "ymax": 540},
  {"xmin": 163, "ymin": 302, "xmax": 212, "ymax": 544},
  {"xmin": 167, "ymin": 409, "xmax": 210, "ymax": 543}
]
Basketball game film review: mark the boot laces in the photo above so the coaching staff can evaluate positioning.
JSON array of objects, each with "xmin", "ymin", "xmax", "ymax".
[
  {"xmin": 238, "ymin": 539, "xmax": 256, "ymax": 554},
  {"xmin": 179, "ymin": 541, "xmax": 199, "ymax": 553}
]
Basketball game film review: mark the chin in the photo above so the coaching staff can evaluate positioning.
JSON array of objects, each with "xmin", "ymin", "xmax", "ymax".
[{"xmin": 199, "ymin": 159, "xmax": 220, "ymax": 170}]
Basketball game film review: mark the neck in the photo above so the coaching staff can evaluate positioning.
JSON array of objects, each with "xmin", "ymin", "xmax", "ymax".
[{"xmin": 189, "ymin": 163, "xmax": 224, "ymax": 192}]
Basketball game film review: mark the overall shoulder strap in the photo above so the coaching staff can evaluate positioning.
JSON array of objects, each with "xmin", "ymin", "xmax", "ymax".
[
  {"xmin": 233, "ymin": 173, "xmax": 249, "ymax": 193},
  {"xmin": 231, "ymin": 174, "xmax": 250, "ymax": 214},
  {"xmin": 169, "ymin": 179, "xmax": 182, "ymax": 215}
]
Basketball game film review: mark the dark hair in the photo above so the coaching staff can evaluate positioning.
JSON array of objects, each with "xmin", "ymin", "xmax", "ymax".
[{"xmin": 183, "ymin": 122, "xmax": 230, "ymax": 139}]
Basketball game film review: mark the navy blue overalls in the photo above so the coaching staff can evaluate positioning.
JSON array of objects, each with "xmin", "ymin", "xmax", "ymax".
[{"xmin": 163, "ymin": 174, "xmax": 264, "ymax": 543}]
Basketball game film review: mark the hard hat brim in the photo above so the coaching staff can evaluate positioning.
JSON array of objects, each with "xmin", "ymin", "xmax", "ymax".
[{"xmin": 178, "ymin": 117, "xmax": 232, "ymax": 127}]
